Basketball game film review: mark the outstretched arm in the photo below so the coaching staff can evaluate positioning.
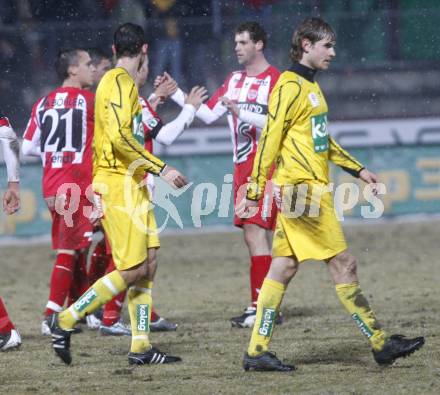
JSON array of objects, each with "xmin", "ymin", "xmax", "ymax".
[
  {"xmin": 0, "ymin": 118, "xmax": 20, "ymax": 182},
  {"xmin": 22, "ymin": 101, "xmax": 42, "ymax": 157},
  {"xmin": 220, "ymin": 97, "xmax": 267, "ymax": 129},
  {"xmin": 155, "ymin": 86, "xmax": 208, "ymax": 146},
  {"xmin": 169, "ymin": 72, "xmax": 229, "ymax": 124},
  {"xmin": 328, "ymin": 137, "xmax": 364, "ymax": 177},
  {"xmin": 171, "ymin": 88, "xmax": 223, "ymax": 124},
  {"xmin": 0, "ymin": 117, "xmax": 20, "ymax": 213}
]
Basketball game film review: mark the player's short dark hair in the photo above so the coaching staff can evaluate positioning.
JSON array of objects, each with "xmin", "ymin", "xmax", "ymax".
[
  {"xmin": 87, "ymin": 47, "xmax": 111, "ymax": 66},
  {"xmin": 235, "ymin": 22, "xmax": 267, "ymax": 50},
  {"xmin": 113, "ymin": 23, "xmax": 146, "ymax": 58},
  {"xmin": 55, "ymin": 48, "xmax": 86, "ymax": 81},
  {"xmin": 290, "ymin": 17, "xmax": 336, "ymax": 63}
]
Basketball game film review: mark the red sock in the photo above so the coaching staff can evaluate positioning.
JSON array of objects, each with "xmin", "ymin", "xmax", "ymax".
[
  {"xmin": 102, "ymin": 291, "xmax": 126, "ymax": 326},
  {"xmin": 104, "ymin": 256, "xmax": 116, "ymax": 274},
  {"xmin": 101, "ymin": 256, "xmax": 121, "ymax": 326},
  {"xmin": 45, "ymin": 253, "xmax": 75, "ymax": 316},
  {"xmin": 151, "ymin": 308, "xmax": 160, "ymax": 322},
  {"xmin": 88, "ymin": 239, "xmax": 109, "ymax": 284},
  {"xmin": 68, "ymin": 251, "xmax": 90, "ymax": 306},
  {"xmin": 250, "ymin": 255, "xmax": 272, "ymax": 306},
  {"xmin": 0, "ymin": 297, "xmax": 15, "ymax": 333}
]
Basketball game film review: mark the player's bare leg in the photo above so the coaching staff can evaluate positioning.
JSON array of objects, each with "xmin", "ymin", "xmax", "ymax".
[{"xmin": 327, "ymin": 250, "xmax": 424, "ymax": 365}]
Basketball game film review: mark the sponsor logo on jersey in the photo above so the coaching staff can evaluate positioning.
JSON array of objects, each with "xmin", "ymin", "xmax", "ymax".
[
  {"xmin": 311, "ymin": 113, "xmax": 329, "ymax": 152},
  {"xmin": 247, "ymin": 89, "xmax": 258, "ymax": 100},
  {"xmin": 237, "ymin": 102, "xmax": 266, "ymax": 114},
  {"xmin": 308, "ymin": 92, "xmax": 320, "ymax": 108},
  {"xmin": 74, "ymin": 289, "xmax": 97, "ymax": 313},
  {"xmin": 258, "ymin": 308, "xmax": 276, "ymax": 336},
  {"xmin": 132, "ymin": 112, "xmax": 144, "ymax": 145},
  {"xmin": 255, "ymin": 79, "xmax": 269, "ymax": 86},
  {"xmin": 137, "ymin": 304, "xmax": 150, "ymax": 332},
  {"xmin": 51, "ymin": 153, "xmax": 75, "ymax": 164},
  {"xmin": 352, "ymin": 313, "xmax": 373, "ymax": 338}
]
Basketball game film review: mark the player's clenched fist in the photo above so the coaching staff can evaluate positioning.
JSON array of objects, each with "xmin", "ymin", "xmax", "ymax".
[
  {"xmin": 2, "ymin": 182, "xmax": 20, "ymax": 215},
  {"xmin": 160, "ymin": 165, "xmax": 188, "ymax": 189}
]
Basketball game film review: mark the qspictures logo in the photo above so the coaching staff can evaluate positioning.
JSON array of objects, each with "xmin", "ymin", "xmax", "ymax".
[
  {"xmin": 258, "ymin": 308, "xmax": 276, "ymax": 337},
  {"xmin": 137, "ymin": 304, "xmax": 149, "ymax": 332}
]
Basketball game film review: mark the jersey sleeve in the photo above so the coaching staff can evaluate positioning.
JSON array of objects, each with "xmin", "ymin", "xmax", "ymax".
[
  {"xmin": 155, "ymin": 104, "xmax": 196, "ymax": 146},
  {"xmin": 328, "ymin": 137, "xmax": 364, "ymax": 177},
  {"xmin": 247, "ymin": 79, "xmax": 301, "ymax": 200},
  {"xmin": 23, "ymin": 100, "xmax": 42, "ymax": 141},
  {"xmin": 198, "ymin": 74, "xmax": 231, "ymax": 122},
  {"xmin": 108, "ymin": 74, "xmax": 165, "ymax": 175},
  {"xmin": 206, "ymin": 75, "xmax": 229, "ymax": 109},
  {"xmin": 0, "ymin": 117, "xmax": 20, "ymax": 182},
  {"xmin": 238, "ymin": 110, "xmax": 267, "ymax": 129},
  {"xmin": 171, "ymin": 83, "xmax": 226, "ymax": 125},
  {"xmin": 22, "ymin": 102, "xmax": 42, "ymax": 157}
]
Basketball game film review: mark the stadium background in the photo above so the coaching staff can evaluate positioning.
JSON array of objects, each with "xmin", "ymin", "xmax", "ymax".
[
  {"xmin": 0, "ymin": 2, "xmax": 439, "ymax": 393},
  {"xmin": 1, "ymin": 0, "xmax": 439, "ymax": 237}
]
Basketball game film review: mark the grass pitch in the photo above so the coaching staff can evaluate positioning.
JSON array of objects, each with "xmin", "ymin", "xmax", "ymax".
[{"xmin": 1, "ymin": 221, "xmax": 439, "ymax": 394}]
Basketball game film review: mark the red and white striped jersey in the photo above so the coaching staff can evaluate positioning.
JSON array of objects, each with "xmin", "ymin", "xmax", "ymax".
[
  {"xmin": 23, "ymin": 87, "xmax": 94, "ymax": 198},
  {"xmin": 207, "ymin": 66, "xmax": 280, "ymax": 164}
]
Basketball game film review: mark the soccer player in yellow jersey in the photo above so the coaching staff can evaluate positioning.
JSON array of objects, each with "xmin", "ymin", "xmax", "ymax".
[
  {"xmin": 242, "ymin": 17, "xmax": 425, "ymax": 371},
  {"xmin": 47, "ymin": 23, "xmax": 187, "ymax": 366}
]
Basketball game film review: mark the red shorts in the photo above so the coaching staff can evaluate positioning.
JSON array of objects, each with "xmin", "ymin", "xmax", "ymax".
[
  {"xmin": 47, "ymin": 194, "xmax": 93, "ymax": 250},
  {"xmin": 233, "ymin": 158, "xmax": 277, "ymax": 230}
]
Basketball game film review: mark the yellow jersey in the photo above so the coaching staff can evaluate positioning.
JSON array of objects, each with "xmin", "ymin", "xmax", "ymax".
[
  {"xmin": 93, "ymin": 67, "xmax": 165, "ymax": 182},
  {"xmin": 248, "ymin": 67, "xmax": 363, "ymax": 200}
]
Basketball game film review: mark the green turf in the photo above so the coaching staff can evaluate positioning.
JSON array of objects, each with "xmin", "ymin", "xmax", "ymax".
[{"xmin": 0, "ymin": 221, "xmax": 439, "ymax": 394}]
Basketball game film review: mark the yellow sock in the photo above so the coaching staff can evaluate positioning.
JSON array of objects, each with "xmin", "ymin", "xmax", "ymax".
[
  {"xmin": 247, "ymin": 278, "xmax": 285, "ymax": 357},
  {"xmin": 128, "ymin": 279, "xmax": 153, "ymax": 353},
  {"xmin": 335, "ymin": 282, "xmax": 388, "ymax": 350},
  {"xmin": 59, "ymin": 270, "xmax": 127, "ymax": 330}
]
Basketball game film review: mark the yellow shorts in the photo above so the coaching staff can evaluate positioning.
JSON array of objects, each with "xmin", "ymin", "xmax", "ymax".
[
  {"xmin": 93, "ymin": 174, "xmax": 160, "ymax": 271},
  {"xmin": 272, "ymin": 182, "xmax": 347, "ymax": 262}
]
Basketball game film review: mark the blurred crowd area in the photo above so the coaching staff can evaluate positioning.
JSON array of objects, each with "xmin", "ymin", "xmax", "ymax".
[{"xmin": 1, "ymin": 0, "xmax": 439, "ymax": 131}]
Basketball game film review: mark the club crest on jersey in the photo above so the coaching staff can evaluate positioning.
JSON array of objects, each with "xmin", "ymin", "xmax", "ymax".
[
  {"xmin": 231, "ymin": 88, "xmax": 240, "ymax": 100},
  {"xmin": 308, "ymin": 92, "xmax": 320, "ymax": 108},
  {"xmin": 247, "ymin": 89, "xmax": 258, "ymax": 101},
  {"xmin": 147, "ymin": 118, "xmax": 159, "ymax": 128}
]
